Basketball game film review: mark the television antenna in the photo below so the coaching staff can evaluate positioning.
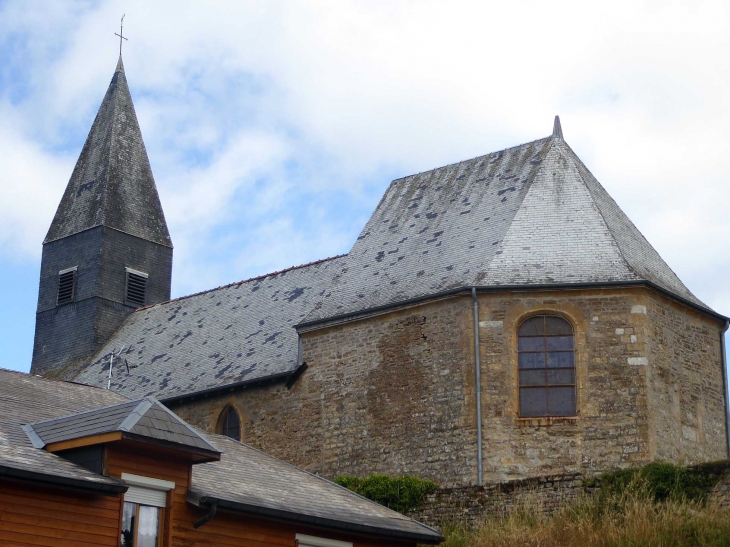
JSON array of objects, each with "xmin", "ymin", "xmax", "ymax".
[{"xmin": 107, "ymin": 346, "xmax": 125, "ymax": 389}]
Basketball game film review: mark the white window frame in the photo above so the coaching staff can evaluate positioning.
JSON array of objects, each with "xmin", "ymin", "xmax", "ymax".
[
  {"xmin": 121, "ymin": 473, "xmax": 175, "ymax": 508},
  {"xmin": 296, "ymin": 534, "xmax": 353, "ymax": 547}
]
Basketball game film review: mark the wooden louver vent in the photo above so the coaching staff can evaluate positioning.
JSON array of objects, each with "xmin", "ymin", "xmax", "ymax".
[
  {"xmin": 125, "ymin": 270, "xmax": 147, "ymax": 307},
  {"xmin": 57, "ymin": 269, "xmax": 76, "ymax": 305}
]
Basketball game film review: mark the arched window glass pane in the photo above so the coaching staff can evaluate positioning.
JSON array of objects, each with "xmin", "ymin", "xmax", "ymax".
[
  {"xmin": 518, "ymin": 315, "xmax": 576, "ymax": 417},
  {"xmin": 218, "ymin": 406, "xmax": 241, "ymax": 441}
]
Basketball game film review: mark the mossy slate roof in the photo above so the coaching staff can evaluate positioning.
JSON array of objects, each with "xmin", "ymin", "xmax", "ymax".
[
  {"xmin": 73, "ymin": 120, "xmax": 713, "ymax": 401},
  {"xmin": 45, "ymin": 56, "xmax": 171, "ymax": 247},
  {"xmin": 74, "ymin": 256, "xmax": 347, "ymax": 400}
]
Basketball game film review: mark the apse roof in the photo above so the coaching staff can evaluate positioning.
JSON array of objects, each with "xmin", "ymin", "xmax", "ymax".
[
  {"xmin": 301, "ymin": 117, "xmax": 710, "ymax": 325},
  {"xmin": 44, "ymin": 56, "xmax": 171, "ymax": 247}
]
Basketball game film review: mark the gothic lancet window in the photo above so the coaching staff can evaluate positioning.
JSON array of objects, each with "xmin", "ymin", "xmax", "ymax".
[
  {"xmin": 217, "ymin": 405, "xmax": 241, "ymax": 441},
  {"xmin": 518, "ymin": 315, "xmax": 576, "ymax": 417}
]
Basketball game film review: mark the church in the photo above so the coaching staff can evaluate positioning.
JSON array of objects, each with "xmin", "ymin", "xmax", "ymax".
[{"xmin": 31, "ymin": 56, "xmax": 729, "ymax": 489}]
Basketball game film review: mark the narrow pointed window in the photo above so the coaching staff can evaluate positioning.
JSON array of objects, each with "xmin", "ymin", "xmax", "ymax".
[
  {"xmin": 217, "ymin": 405, "xmax": 241, "ymax": 441},
  {"xmin": 518, "ymin": 315, "xmax": 576, "ymax": 417}
]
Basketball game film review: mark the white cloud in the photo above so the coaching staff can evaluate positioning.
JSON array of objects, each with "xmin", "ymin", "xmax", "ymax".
[{"xmin": 0, "ymin": 0, "xmax": 728, "ymax": 313}]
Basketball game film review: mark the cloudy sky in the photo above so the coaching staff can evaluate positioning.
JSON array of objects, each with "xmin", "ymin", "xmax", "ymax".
[{"xmin": 0, "ymin": 0, "xmax": 728, "ymax": 372}]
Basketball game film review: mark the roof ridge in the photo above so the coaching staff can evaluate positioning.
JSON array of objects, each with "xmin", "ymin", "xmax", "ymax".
[
  {"xmin": 118, "ymin": 398, "xmax": 155, "ymax": 432},
  {"xmin": 473, "ymin": 137, "xmax": 558, "ymax": 282},
  {"xmin": 392, "ymin": 135, "xmax": 552, "ymax": 183},
  {"xmin": 555, "ymin": 139, "xmax": 640, "ymax": 281},
  {"xmin": 134, "ymin": 253, "xmax": 348, "ymax": 312},
  {"xmin": 558, "ymin": 138, "xmax": 705, "ymax": 307},
  {"xmin": 30, "ymin": 396, "xmax": 144, "ymax": 426},
  {"xmin": 96, "ymin": 66, "xmax": 123, "ymax": 230}
]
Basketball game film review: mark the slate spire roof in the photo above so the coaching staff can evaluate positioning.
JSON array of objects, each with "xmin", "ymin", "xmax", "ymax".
[
  {"xmin": 44, "ymin": 56, "xmax": 172, "ymax": 247},
  {"xmin": 302, "ymin": 118, "xmax": 710, "ymax": 324}
]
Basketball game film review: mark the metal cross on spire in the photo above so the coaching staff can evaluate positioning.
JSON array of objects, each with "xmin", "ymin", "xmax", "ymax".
[{"xmin": 114, "ymin": 14, "xmax": 128, "ymax": 56}]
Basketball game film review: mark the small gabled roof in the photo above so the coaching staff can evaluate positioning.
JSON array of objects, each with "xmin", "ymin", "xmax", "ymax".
[
  {"xmin": 189, "ymin": 434, "xmax": 443, "ymax": 544},
  {"xmin": 0, "ymin": 367, "xmax": 128, "ymax": 493},
  {"xmin": 44, "ymin": 56, "xmax": 171, "ymax": 247},
  {"xmin": 301, "ymin": 117, "xmax": 715, "ymax": 326},
  {"xmin": 26, "ymin": 396, "xmax": 220, "ymax": 458}
]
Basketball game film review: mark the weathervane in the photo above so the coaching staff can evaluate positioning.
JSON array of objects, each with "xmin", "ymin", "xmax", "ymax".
[{"xmin": 114, "ymin": 14, "xmax": 128, "ymax": 56}]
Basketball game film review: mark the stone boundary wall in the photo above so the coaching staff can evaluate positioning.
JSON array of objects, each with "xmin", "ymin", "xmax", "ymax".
[
  {"xmin": 407, "ymin": 473, "xmax": 590, "ymax": 528},
  {"xmin": 409, "ymin": 461, "xmax": 730, "ymax": 529}
]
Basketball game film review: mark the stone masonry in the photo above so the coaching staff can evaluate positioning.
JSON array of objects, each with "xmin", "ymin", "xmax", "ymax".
[{"xmin": 170, "ymin": 285, "xmax": 728, "ymax": 487}]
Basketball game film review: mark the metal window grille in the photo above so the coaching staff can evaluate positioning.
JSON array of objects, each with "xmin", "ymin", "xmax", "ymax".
[
  {"xmin": 57, "ymin": 268, "xmax": 77, "ymax": 305},
  {"xmin": 125, "ymin": 269, "xmax": 148, "ymax": 307},
  {"xmin": 517, "ymin": 315, "xmax": 576, "ymax": 417}
]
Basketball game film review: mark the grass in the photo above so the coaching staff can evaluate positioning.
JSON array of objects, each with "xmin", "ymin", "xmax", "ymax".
[{"xmin": 435, "ymin": 469, "xmax": 730, "ymax": 547}]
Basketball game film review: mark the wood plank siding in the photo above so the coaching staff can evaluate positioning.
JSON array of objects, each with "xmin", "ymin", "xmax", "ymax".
[
  {"xmin": 0, "ymin": 479, "xmax": 121, "ymax": 547},
  {"xmin": 1, "ymin": 443, "xmax": 417, "ymax": 547},
  {"xmin": 106, "ymin": 444, "xmax": 414, "ymax": 547}
]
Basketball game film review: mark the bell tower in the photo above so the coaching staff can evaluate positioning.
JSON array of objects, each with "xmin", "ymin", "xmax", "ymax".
[{"xmin": 31, "ymin": 57, "xmax": 173, "ymax": 376}]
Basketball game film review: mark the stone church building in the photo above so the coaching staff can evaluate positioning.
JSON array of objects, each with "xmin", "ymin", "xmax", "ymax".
[{"xmin": 31, "ymin": 58, "xmax": 729, "ymax": 489}]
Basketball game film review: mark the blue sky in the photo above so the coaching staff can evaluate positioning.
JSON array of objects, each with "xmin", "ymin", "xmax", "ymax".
[{"xmin": 0, "ymin": 0, "xmax": 729, "ymax": 373}]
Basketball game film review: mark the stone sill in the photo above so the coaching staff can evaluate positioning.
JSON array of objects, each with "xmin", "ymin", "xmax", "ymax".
[{"xmin": 515, "ymin": 416, "xmax": 579, "ymax": 427}]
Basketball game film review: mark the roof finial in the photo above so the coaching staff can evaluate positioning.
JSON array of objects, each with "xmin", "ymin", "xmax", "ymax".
[
  {"xmin": 552, "ymin": 115, "xmax": 563, "ymax": 139},
  {"xmin": 114, "ymin": 14, "xmax": 128, "ymax": 57}
]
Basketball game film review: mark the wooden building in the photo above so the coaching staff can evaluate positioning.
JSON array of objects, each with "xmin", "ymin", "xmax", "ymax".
[{"xmin": 0, "ymin": 368, "xmax": 441, "ymax": 546}]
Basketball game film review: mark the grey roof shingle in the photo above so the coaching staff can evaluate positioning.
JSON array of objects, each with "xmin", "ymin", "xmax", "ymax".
[
  {"xmin": 44, "ymin": 56, "xmax": 171, "ymax": 247},
  {"xmin": 73, "ymin": 256, "xmax": 347, "ymax": 400},
  {"xmin": 27, "ymin": 397, "xmax": 220, "ymax": 454},
  {"xmin": 302, "ymin": 127, "xmax": 710, "ymax": 324},
  {"xmin": 0, "ymin": 369, "xmax": 439, "ymax": 542},
  {"xmin": 0, "ymin": 367, "xmax": 127, "ymax": 490},
  {"xmin": 72, "ymin": 121, "xmax": 714, "ymax": 400},
  {"xmin": 189, "ymin": 434, "xmax": 442, "ymax": 543}
]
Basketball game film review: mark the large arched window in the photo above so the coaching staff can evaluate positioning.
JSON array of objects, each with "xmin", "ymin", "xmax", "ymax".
[
  {"xmin": 217, "ymin": 405, "xmax": 241, "ymax": 441},
  {"xmin": 518, "ymin": 315, "xmax": 576, "ymax": 417}
]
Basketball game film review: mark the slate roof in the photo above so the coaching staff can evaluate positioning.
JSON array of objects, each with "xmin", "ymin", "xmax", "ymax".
[
  {"xmin": 27, "ymin": 397, "xmax": 220, "ymax": 455},
  {"xmin": 0, "ymin": 367, "xmax": 127, "ymax": 492},
  {"xmin": 71, "ymin": 120, "xmax": 714, "ymax": 399},
  {"xmin": 73, "ymin": 256, "xmax": 347, "ymax": 400},
  {"xmin": 302, "ymin": 119, "xmax": 710, "ymax": 325},
  {"xmin": 189, "ymin": 434, "xmax": 442, "ymax": 543},
  {"xmin": 44, "ymin": 56, "xmax": 171, "ymax": 247}
]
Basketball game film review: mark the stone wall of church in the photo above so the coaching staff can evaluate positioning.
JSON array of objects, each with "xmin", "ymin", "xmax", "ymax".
[
  {"xmin": 170, "ymin": 286, "xmax": 727, "ymax": 487},
  {"xmin": 172, "ymin": 295, "xmax": 480, "ymax": 486},
  {"xmin": 644, "ymin": 292, "xmax": 728, "ymax": 462}
]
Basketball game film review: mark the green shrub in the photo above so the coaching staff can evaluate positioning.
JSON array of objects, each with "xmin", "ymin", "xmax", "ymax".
[
  {"xmin": 335, "ymin": 473, "xmax": 438, "ymax": 513},
  {"xmin": 595, "ymin": 461, "xmax": 725, "ymax": 503}
]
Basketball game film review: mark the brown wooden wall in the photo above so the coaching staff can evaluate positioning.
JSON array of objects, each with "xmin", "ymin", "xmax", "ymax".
[
  {"xmin": 0, "ymin": 478, "xmax": 121, "ymax": 546},
  {"xmin": 106, "ymin": 443, "xmax": 412, "ymax": 547}
]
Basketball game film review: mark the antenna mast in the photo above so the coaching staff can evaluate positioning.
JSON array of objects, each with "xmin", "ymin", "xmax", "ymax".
[{"xmin": 107, "ymin": 346, "xmax": 125, "ymax": 389}]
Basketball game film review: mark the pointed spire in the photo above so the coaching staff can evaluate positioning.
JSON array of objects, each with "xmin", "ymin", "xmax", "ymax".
[
  {"xmin": 45, "ymin": 58, "xmax": 171, "ymax": 247},
  {"xmin": 552, "ymin": 115, "xmax": 563, "ymax": 139}
]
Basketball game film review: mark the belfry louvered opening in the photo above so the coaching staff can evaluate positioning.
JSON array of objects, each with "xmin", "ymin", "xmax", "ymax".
[
  {"xmin": 57, "ymin": 267, "xmax": 77, "ymax": 305},
  {"xmin": 125, "ymin": 268, "xmax": 148, "ymax": 307}
]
